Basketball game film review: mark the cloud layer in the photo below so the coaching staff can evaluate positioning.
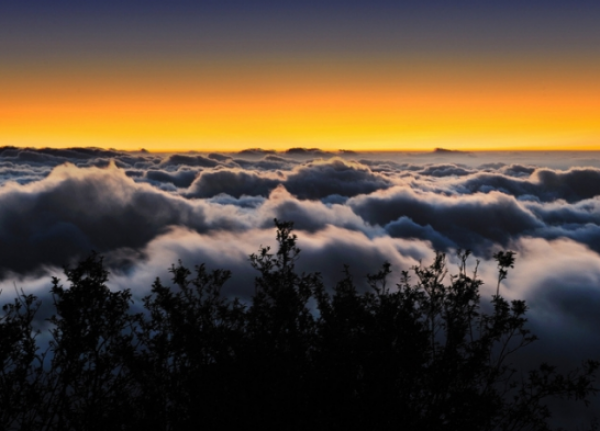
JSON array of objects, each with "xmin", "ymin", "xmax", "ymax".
[
  {"xmin": 1, "ymin": 146, "xmax": 600, "ymax": 424},
  {"xmin": 2, "ymin": 147, "xmax": 600, "ymax": 280}
]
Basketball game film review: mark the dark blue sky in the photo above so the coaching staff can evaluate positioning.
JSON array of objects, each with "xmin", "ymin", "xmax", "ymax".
[
  {"xmin": 3, "ymin": 1, "xmax": 597, "ymax": 17},
  {"xmin": 3, "ymin": 0, "xmax": 598, "ymax": 11},
  {"xmin": 2, "ymin": 0, "xmax": 600, "ymax": 60}
]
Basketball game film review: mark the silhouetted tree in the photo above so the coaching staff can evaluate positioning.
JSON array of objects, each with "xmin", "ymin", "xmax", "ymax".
[
  {"xmin": 0, "ymin": 289, "xmax": 42, "ymax": 430},
  {"xmin": 41, "ymin": 253, "xmax": 138, "ymax": 430},
  {"xmin": 134, "ymin": 262, "xmax": 242, "ymax": 429},
  {"xmin": 241, "ymin": 219, "xmax": 324, "ymax": 428},
  {"xmin": 0, "ymin": 220, "xmax": 597, "ymax": 430}
]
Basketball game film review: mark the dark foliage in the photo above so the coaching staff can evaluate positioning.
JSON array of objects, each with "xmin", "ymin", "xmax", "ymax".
[{"xmin": 0, "ymin": 220, "xmax": 597, "ymax": 430}]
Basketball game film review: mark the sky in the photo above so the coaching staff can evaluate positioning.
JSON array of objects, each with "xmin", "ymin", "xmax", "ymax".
[{"xmin": 1, "ymin": 0, "xmax": 600, "ymax": 151}]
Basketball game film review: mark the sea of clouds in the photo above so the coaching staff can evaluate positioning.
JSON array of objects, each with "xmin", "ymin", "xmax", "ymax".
[{"xmin": 1, "ymin": 146, "xmax": 600, "ymax": 424}]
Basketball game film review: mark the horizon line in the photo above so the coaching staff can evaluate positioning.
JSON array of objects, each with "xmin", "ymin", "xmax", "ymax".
[{"xmin": 3, "ymin": 145, "xmax": 600, "ymax": 154}]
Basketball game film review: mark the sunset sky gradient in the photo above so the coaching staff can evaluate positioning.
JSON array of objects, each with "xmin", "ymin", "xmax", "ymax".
[{"xmin": 2, "ymin": 1, "xmax": 599, "ymax": 151}]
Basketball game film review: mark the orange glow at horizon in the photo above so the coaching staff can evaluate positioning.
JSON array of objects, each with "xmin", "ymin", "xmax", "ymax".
[{"xmin": 1, "ymin": 56, "xmax": 599, "ymax": 152}]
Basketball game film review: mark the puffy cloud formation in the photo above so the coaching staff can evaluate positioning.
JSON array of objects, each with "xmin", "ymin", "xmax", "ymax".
[
  {"xmin": 2, "ymin": 147, "xmax": 600, "ymax": 277},
  {"xmin": 2, "ymin": 146, "xmax": 600, "ymax": 422},
  {"xmin": 186, "ymin": 169, "xmax": 281, "ymax": 198},
  {"xmin": 350, "ymin": 188, "xmax": 543, "ymax": 254},
  {"xmin": 284, "ymin": 158, "xmax": 391, "ymax": 199},
  {"xmin": 0, "ymin": 163, "xmax": 209, "ymax": 276},
  {"xmin": 1, "ymin": 147, "xmax": 600, "ymax": 271}
]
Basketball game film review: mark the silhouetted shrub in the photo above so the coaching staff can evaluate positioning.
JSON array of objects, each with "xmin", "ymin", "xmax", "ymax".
[{"xmin": 0, "ymin": 220, "xmax": 597, "ymax": 430}]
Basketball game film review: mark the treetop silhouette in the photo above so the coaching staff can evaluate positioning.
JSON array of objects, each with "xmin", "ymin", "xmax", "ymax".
[{"xmin": 0, "ymin": 219, "xmax": 597, "ymax": 430}]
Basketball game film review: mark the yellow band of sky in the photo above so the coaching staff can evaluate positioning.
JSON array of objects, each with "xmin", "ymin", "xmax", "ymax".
[{"xmin": 1, "ymin": 55, "xmax": 599, "ymax": 151}]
